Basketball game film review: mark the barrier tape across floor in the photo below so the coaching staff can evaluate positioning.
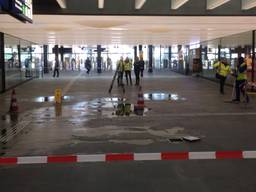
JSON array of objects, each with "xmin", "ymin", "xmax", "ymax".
[{"xmin": 1, "ymin": 151, "xmax": 256, "ymax": 165}]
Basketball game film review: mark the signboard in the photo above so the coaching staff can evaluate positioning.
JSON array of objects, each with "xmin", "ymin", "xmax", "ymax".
[{"xmin": 0, "ymin": 0, "xmax": 33, "ymax": 23}]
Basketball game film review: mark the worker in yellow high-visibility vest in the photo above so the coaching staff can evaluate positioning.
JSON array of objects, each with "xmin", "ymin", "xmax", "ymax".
[
  {"xmin": 213, "ymin": 58, "xmax": 231, "ymax": 94},
  {"xmin": 124, "ymin": 57, "xmax": 133, "ymax": 86},
  {"xmin": 233, "ymin": 57, "xmax": 248, "ymax": 102}
]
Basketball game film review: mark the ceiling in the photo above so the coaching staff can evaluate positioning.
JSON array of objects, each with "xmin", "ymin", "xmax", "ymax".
[{"xmin": 0, "ymin": 14, "xmax": 255, "ymax": 46}]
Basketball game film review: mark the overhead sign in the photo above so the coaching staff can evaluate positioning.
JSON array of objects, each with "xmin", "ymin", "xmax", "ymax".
[{"xmin": 0, "ymin": 0, "xmax": 33, "ymax": 23}]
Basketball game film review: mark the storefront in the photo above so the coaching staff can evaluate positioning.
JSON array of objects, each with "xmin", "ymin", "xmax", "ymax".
[{"xmin": 0, "ymin": 32, "xmax": 42, "ymax": 93}]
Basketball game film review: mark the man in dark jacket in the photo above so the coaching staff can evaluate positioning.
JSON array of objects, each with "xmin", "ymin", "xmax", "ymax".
[
  {"xmin": 138, "ymin": 56, "xmax": 145, "ymax": 78},
  {"xmin": 85, "ymin": 57, "xmax": 92, "ymax": 74},
  {"xmin": 134, "ymin": 57, "xmax": 141, "ymax": 86}
]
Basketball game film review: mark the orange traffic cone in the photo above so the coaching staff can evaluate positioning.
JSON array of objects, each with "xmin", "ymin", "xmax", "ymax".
[
  {"xmin": 137, "ymin": 86, "xmax": 145, "ymax": 109},
  {"xmin": 9, "ymin": 89, "xmax": 19, "ymax": 113}
]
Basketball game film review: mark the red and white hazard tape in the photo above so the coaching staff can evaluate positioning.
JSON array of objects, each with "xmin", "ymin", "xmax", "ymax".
[{"xmin": 1, "ymin": 151, "xmax": 256, "ymax": 165}]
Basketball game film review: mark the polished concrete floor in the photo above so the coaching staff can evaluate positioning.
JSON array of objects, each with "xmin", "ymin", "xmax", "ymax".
[{"xmin": 0, "ymin": 70, "xmax": 256, "ymax": 191}]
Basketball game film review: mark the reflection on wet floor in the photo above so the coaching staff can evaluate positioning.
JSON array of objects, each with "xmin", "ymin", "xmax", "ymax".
[
  {"xmin": 88, "ymin": 98, "xmax": 149, "ymax": 117},
  {"xmin": 0, "ymin": 112, "xmax": 31, "ymax": 155},
  {"xmin": 34, "ymin": 96, "xmax": 72, "ymax": 102},
  {"xmin": 144, "ymin": 93, "xmax": 186, "ymax": 101}
]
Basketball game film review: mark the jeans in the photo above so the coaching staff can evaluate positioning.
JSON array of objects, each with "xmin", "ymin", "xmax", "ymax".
[
  {"xmin": 219, "ymin": 75, "xmax": 226, "ymax": 94},
  {"xmin": 235, "ymin": 80, "xmax": 246, "ymax": 101},
  {"xmin": 134, "ymin": 70, "xmax": 140, "ymax": 85},
  {"xmin": 53, "ymin": 68, "xmax": 59, "ymax": 78},
  {"xmin": 125, "ymin": 71, "xmax": 132, "ymax": 85}
]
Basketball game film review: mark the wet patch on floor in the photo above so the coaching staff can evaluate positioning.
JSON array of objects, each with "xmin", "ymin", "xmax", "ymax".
[
  {"xmin": 72, "ymin": 126, "xmax": 185, "ymax": 145},
  {"xmin": 0, "ymin": 112, "xmax": 32, "ymax": 155},
  {"xmin": 144, "ymin": 93, "xmax": 186, "ymax": 101},
  {"xmin": 74, "ymin": 98, "xmax": 150, "ymax": 117}
]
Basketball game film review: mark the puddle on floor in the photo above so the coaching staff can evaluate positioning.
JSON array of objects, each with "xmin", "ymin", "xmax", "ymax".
[
  {"xmin": 73, "ymin": 98, "xmax": 150, "ymax": 117},
  {"xmin": 144, "ymin": 93, "xmax": 186, "ymax": 101}
]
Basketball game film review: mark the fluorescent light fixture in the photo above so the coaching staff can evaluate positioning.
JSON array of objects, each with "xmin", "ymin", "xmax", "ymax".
[
  {"xmin": 207, "ymin": 0, "xmax": 231, "ymax": 9},
  {"xmin": 98, "ymin": 0, "xmax": 104, "ymax": 9},
  {"xmin": 242, "ymin": 0, "xmax": 256, "ymax": 10},
  {"xmin": 171, "ymin": 0, "xmax": 189, "ymax": 9},
  {"xmin": 135, "ymin": 0, "xmax": 146, "ymax": 9},
  {"xmin": 56, "ymin": 0, "xmax": 67, "ymax": 8}
]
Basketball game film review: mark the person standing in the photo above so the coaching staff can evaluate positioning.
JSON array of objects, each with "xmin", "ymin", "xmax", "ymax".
[
  {"xmin": 117, "ymin": 56, "xmax": 125, "ymax": 86},
  {"xmin": 53, "ymin": 60, "xmax": 60, "ymax": 78},
  {"xmin": 107, "ymin": 57, "xmax": 112, "ymax": 71},
  {"xmin": 233, "ymin": 57, "xmax": 247, "ymax": 102},
  {"xmin": 138, "ymin": 56, "xmax": 145, "ymax": 78},
  {"xmin": 124, "ymin": 57, "xmax": 132, "ymax": 85},
  {"xmin": 134, "ymin": 56, "xmax": 141, "ymax": 86},
  {"xmin": 85, "ymin": 57, "xmax": 92, "ymax": 74},
  {"xmin": 213, "ymin": 58, "xmax": 231, "ymax": 94}
]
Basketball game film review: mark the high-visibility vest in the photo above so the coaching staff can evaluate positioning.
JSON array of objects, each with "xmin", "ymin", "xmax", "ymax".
[
  {"xmin": 117, "ymin": 61, "xmax": 124, "ymax": 72},
  {"xmin": 237, "ymin": 63, "xmax": 247, "ymax": 81},
  {"xmin": 213, "ymin": 62, "xmax": 231, "ymax": 77},
  {"xmin": 124, "ymin": 61, "xmax": 132, "ymax": 71}
]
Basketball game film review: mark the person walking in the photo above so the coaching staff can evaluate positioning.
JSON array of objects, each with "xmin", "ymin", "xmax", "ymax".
[
  {"xmin": 124, "ymin": 57, "xmax": 133, "ymax": 86},
  {"xmin": 85, "ymin": 57, "xmax": 92, "ymax": 74},
  {"xmin": 213, "ymin": 58, "xmax": 231, "ymax": 94},
  {"xmin": 233, "ymin": 57, "xmax": 248, "ymax": 102},
  {"xmin": 53, "ymin": 60, "xmax": 60, "ymax": 78},
  {"xmin": 138, "ymin": 56, "xmax": 145, "ymax": 78},
  {"xmin": 117, "ymin": 56, "xmax": 125, "ymax": 86},
  {"xmin": 134, "ymin": 56, "xmax": 141, "ymax": 86},
  {"xmin": 107, "ymin": 57, "xmax": 112, "ymax": 71}
]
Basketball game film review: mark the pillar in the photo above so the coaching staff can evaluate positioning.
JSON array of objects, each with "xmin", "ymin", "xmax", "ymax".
[
  {"xmin": 178, "ymin": 45, "xmax": 183, "ymax": 71},
  {"xmin": 43, "ymin": 45, "xmax": 48, "ymax": 73},
  {"xmin": 252, "ymin": 30, "xmax": 255, "ymax": 82},
  {"xmin": 168, "ymin": 46, "xmax": 172, "ymax": 69},
  {"xmin": 97, "ymin": 45, "xmax": 102, "ymax": 73},
  {"xmin": 134, "ymin": 46, "xmax": 137, "ymax": 61},
  {"xmin": 17, "ymin": 45, "xmax": 21, "ymax": 68},
  {"xmin": 0, "ymin": 32, "xmax": 5, "ymax": 92},
  {"xmin": 60, "ymin": 45, "xmax": 64, "ymax": 69},
  {"xmin": 185, "ymin": 45, "xmax": 190, "ymax": 75},
  {"xmin": 148, "ymin": 45, "xmax": 153, "ymax": 73},
  {"xmin": 54, "ymin": 45, "xmax": 59, "ymax": 68},
  {"xmin": 218, "ymin": 44, "xmax": 221, "ymax": 60},
  {"xmin": 139, "ymin": 45, "xmax": 143, "ymax": 59},
  {"xmin": 237, "ymin": 46, "xmax": 242, "ymax": 58}
]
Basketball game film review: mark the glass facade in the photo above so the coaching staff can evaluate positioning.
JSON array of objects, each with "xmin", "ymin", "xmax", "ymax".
[
  {"xmin": 198, "ymin": 31, "xmax": 254, "ymax": 83},
  {"xmin": 254, "ymin": 30, "xmax": 256, "ymax": 82},
  {"xmin": 0, "ymin": 33, "xmax": 3, "ymax": 93},
  {"xmin": 1, "ymin": 30, "xmax": 255, "ymax": 93},
  {"xmin": 0, "ymin": 33, "xmax": 41, "ymax": 92},
  {"xmin": 46, "ymin": 44, "xmax": 134, "ymax": 72}
]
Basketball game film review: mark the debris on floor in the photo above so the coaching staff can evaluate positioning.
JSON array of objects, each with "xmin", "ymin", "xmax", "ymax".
[{"xmin": 183, "ymin": 136, "xmax": 201, "ymax": 142}]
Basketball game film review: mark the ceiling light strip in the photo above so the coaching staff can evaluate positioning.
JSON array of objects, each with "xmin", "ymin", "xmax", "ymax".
[
  {"xmin": 98, "ymin": 0, "xmax": 104, "ymax": 9},
  {"xmin": 242, "ymin": 0, "xmax": 256, "ymax": 10},
  {"xmin": 171, "ymin": 0, "xmax": 189, "ymax": 9},
  {"xmin": 56, "ymin": 0, "xmax": 67, "ymax": 9},
  {"xmin": 207, "ymin": 0, "xmax": 231, "ymax": 10},
  {"xmin": 135, "ymin": 0, "xmax": 146, "ymax": 9}
]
